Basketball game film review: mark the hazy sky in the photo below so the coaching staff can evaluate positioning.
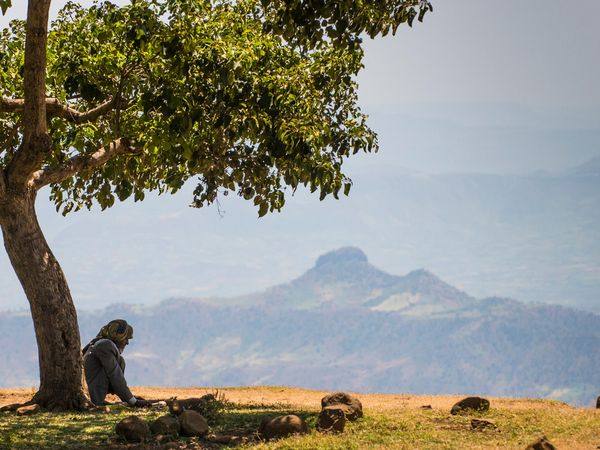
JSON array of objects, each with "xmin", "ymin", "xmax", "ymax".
[
  {"xmin": 2, "ymin": 1, "xmax": 599, "ymax": 174},
  {"xmin": 360, "ymin": 0, "xmax": 600, "ymax": 110},
  {"xmin": 1, "ymin": 1, "xmax": 599, "ymax": 310}
]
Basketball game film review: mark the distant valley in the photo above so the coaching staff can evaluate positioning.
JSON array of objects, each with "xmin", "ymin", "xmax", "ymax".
[{"xmin": 2, "ymin": 247, "xmax": 600, "ymax": 407}]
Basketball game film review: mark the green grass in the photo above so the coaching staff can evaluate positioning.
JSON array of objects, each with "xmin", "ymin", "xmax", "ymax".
[{"xmin": 1, "ymin": 398, "xmax": 599, "ymax": 449}]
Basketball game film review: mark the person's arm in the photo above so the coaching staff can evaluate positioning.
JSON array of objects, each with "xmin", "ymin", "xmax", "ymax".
[{"xmin": 93, "ymin": 340, "xmax": 135, "ymax": 404}]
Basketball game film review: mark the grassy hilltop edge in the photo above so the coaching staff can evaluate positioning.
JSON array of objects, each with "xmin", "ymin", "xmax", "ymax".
[{"xmin": 1, "ymin": 386, "xmax": 600, "ymax": 449}]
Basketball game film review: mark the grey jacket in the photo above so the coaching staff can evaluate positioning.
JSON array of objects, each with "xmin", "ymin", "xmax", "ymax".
[{"xmin": 83, "ymin": 338, "xmax": 134, "ymax": 406}]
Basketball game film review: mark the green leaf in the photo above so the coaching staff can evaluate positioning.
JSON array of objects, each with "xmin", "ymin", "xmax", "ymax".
[
  {"xmin": 258, "ymin": 201, "xmax": 269, "ymax": 217},
  {"xmin": 0, "ymin": 0, "xmax": 11, "ymax": 15},
  {"xmin": 344, "ymin": 182, "xmax": 352, "ymax": 196}
]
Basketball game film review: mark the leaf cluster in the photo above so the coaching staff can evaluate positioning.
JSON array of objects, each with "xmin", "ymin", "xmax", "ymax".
[{"xmin": 261, "ymin": 0, "xmax": 433, "ymax": 50}]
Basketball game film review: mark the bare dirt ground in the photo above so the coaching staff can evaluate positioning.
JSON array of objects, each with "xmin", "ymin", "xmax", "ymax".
[{"xmin": 0, "ymin": 385, "xmax": 582, "ymax": 412}]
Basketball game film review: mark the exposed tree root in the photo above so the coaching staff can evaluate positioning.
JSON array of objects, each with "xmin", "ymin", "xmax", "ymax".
[{"xmin": 31, "ymin": 390, "xmax": 92, "ymax": 412}]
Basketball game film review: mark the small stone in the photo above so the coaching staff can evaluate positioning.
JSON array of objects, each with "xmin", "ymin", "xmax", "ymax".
[
  {"xmin": 258, "ymin": 414, "xmax": 309, "ymax": 440},
  {"xmin": 317, "ymin": 406, "xmax": 346, "ymax": 433},
  {"xmin": 471, "ymin": 419, "xmax": 496, "ymax": 430},
  {"xmin": 178, "ymin": 410, "xmax": 209, "ymax": 437},
  {"xmin": 525, "ymin": 435, "xmax": 557, "ymax": 450},
  {"xmin": 450, "ymin": 397, "xmax": 490, "ymax": 415},
  {"xmin": 420, "ymin": 405, "xmax": 433, "ymax": 410},
  {"xmin": 150, "ymin": 415, "xmax": 180, "ymax": 436},
  {"xmin": 321, "ymin": 392, "xmax": 363, "ymax": 421},
  {"xmin": 16, "ymin": 404, "xmax": 40, "ymax": 416},
  {"xmin": 168, "ymin": 394, "xmax": 216, "ymax": 415},
  {"xmin": 115, "ymin": 415, "xmax": 151, "ymax": 442}
]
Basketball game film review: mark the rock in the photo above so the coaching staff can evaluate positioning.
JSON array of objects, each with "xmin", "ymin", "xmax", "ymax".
[
  {"xmin": 420, "ymin": 405, "xmax": 433, "ymax": 410},
  {"xmin": 450, "ymin": 397, "xmax": 490, "ymax": 415},
  {"xmin": 596, "ymin": 395, "xmax": 600, "ymax": 408},
  {"xmin": 471, "ymin": 419, "xmax": 496, "ymax": 430},
  {"xmin": 258, "ymin": 415, "xmax": 309, "ymax": 440},
  {"xmin": 150, "ymin": 415, "xmax": 180, "ymax": 436},
  {"xmin": 178, "ymin": 410, "xmax": 209, "ymax": 437},
  {"xmin": 321, "ymin": 392, "xmax": 363, "ymax": 421},
  {"xmin": 16, "ymin": 404, "xmax": 40, "ymax": 416},
  {"xmin": 525, "ymin": 436, "xmax": 557, "ymax": 450},
  {"xmin": 316, "ymin": 406, "xmax": 346, "ymax": 433},
  {"xmin": 168, "ymin": 394, "xmax": 216, "ymax": 415},
  {"xmin": 115, "ymin": 415, "xmax": 151, "ymax": 443}
]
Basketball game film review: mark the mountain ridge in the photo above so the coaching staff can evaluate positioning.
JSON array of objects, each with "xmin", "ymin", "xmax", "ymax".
[
  {"xmin": 2, "ymin": 247, "xmax": 600, "ymax": 407},
  {"xmin": 208, "ymin": 247, "xmax": 482, "ymax": 316}
]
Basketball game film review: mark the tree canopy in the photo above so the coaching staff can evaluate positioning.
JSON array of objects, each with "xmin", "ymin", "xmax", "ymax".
[
  {"xmin": 1, "ymin": 0, "xmax": 431, "ymax": 217},
  {"xmin": 0, "ymin": 0, "xmax": 432, "ymax": 410}
]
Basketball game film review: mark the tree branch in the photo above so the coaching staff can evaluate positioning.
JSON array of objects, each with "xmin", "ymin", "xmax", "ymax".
[
  {"xmin": 50, "ymin": 98, "xmax": 119, "ymax": 124},
  {"xmin": 0, "ymin": 97, "xmax": 25, "ymax": 113},
  {"xmin": 6, "ymin": 0, "xmax": 52, "ymax": 189},
  {"xmin": 29, "ymin": 138, "xmax": 142, "ymax": 189},
  {"xmin": 1, "ymin": 97, "xmax": 120, "ymax": 125}
]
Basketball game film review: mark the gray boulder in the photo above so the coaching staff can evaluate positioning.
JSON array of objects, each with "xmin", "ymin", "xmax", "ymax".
[
  {"xmin": 115, "ymin": 415, "xmax": 151, "ymax": 443},
  {"xmin": 167, "ymin": 394, "xmax": 216, "ymax": 415},
  {"xmin": 316, "ymin": 406, "xmax": 346, "ymax": 433},
  {"xmin": 150, "ymin": 415, "xmax": 180, "ymax": 436},
  {"xmin": 258, "ymin": 415, "xmax": 309, "ymax": 440},
  {"xmin": 525, "ymin": 436, "xmax": 557, "ymax": 450},
  {"xmin": 321, "ymin": 392, "xmax": 363, "ymax": 421},
  {"xmin": 450, "ymin": 397, "xmax": 490, "ymax": 415},
  {"xmin": 178, "ymin": 410, "xmax": 209, "ymax": 437}
]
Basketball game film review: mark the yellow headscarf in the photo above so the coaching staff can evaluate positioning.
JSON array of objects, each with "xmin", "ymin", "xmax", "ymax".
[{"xmin": 97, "ymin": 319, "xmax": 133, "ymax": 342}]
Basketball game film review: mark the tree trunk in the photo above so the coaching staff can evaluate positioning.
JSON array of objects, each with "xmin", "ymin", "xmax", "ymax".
[{"xmin": 0, "ymin": 189, "xmax": 89, "ymax": 410}]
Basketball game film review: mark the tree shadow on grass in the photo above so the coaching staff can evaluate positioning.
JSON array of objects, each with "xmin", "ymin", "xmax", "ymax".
[
  {"xmin": 0, "ymin": 402, "xmax": 320, "ymax": 449},
  {"xmin": 0, "ymin": 410, "xmax": 123, "ymax": 450}
]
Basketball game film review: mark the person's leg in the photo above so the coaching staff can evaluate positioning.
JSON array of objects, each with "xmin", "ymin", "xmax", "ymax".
[{"xmin": 107, "ymin": 356, "xmax": 127, "ymax": 397}]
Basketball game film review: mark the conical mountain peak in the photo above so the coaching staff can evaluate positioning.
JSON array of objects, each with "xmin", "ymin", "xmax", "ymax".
[
  {"xmin": 405, "ymin": 268, "xmax": 442, "ymax": 283},
  {"xmin": 234, "ymin": 247, "xmax": 475, "ymax": 314},
  {"xmin": 315, "ymin": 246, "xmax": 368, "ymax": 268}
]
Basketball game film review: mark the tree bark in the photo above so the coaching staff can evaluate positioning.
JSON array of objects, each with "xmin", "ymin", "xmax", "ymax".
[{"xmin": 0, "ymin": 189, "xmax": 89, "ymax": 410}]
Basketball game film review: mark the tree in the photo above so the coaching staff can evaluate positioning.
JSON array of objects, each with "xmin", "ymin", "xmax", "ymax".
[{"xmin": 0, "ymin": 0, "xmax": 432, "ymax": 410}]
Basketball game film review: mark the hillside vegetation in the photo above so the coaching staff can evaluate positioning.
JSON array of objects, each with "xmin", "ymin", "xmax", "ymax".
[
  {"xmin": 1, "ymin": 387, "xmax": 599, "ymax": 449},
  {"xmin": 2, "ymin": 248, "xmax": 600, "ymax": 406}
]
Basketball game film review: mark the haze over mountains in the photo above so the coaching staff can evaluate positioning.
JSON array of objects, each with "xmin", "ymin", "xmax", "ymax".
[
  {"xmin": 2, "ymin": 155, "xmax": 599, "ymax": 313},
  {"xmin": 2, "ymin": 247, "xmax": 600, "ymax": 407}
]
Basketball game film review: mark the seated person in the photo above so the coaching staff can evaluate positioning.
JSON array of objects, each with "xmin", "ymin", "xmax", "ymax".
[{"xmin": 82, "ymin": 319, "xmax": 151, "ymax": 407}]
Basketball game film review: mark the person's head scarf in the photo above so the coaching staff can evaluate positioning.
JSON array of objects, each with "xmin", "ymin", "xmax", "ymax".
[
  {"xmin": 97, "ymin": 319, "xmax": 133, "ymax": 343},
  {"xmin": 82, "ymin": 319, "xmax": 133, "ymax": 356}
]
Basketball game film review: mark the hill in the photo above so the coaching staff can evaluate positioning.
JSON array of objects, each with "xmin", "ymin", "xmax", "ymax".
[
  {"xmin": 229, "ymin": 247, "xmax": 476, "ymax": 314},
  {"xmin": 1, "ymin": 386, "xmax": 599, "ymax": 449},
  {"xmin": 2, "ymin": 248, "xmax": 600, "ymax": 407}
]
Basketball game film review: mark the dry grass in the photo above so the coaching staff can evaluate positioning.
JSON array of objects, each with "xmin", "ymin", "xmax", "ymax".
[{"xmin": 1, "ymin": 386, "xmax": 600, "ymax": 449}]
